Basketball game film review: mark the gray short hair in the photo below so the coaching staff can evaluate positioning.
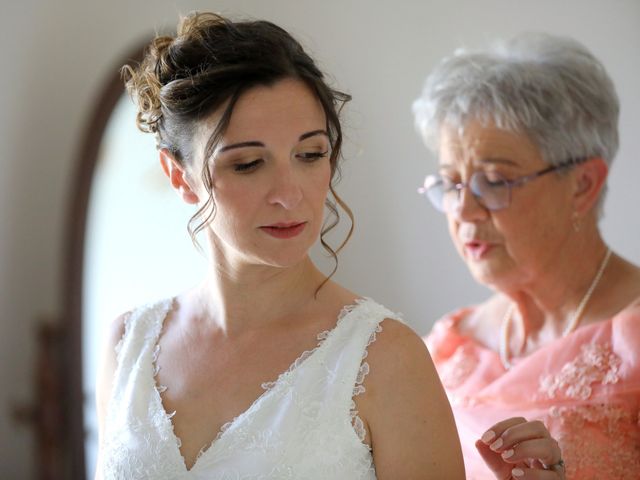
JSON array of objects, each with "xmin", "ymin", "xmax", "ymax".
[{"xmin": 412, "ymin": 33, "xmax": 620, "ymax": 169}]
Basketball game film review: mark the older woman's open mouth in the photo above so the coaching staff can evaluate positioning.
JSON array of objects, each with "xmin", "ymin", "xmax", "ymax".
[{"xmin": 464, "ymin": 241, "xmax": 493, "ymax": 260}]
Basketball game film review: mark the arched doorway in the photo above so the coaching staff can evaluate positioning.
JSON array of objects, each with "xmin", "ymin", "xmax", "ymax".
[{"xmin": 63, "ymin": 43, "xmax": 204, "ymax": 478}]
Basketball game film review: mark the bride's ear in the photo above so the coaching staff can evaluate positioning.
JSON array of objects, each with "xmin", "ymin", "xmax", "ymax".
[{"xmin": 159, "ymin": 148, "xmax": 200, "ymax": 204}]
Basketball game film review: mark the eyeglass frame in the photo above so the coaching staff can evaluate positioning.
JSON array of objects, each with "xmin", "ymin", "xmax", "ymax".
[{"xmin": 418, "ymin": 157, "xmax": 588, "ymax": 212}]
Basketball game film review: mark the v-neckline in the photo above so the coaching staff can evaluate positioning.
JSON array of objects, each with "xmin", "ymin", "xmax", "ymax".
[{"xmin": 150, "ymin": 297, "xmax": 369, "ymax": 473}]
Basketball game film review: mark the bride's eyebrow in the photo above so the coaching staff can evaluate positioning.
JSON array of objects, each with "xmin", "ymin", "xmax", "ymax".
[
  {"xmin": 218, "ymin": 129, "xmax": 329, "ymax": 153},
  {"xmin": 299, "ymin": 129, "xmax": 329, "ymax": 141},
  {"xmin": 218, "ymin": 141, "xmax": 264, "ymax": 153}
]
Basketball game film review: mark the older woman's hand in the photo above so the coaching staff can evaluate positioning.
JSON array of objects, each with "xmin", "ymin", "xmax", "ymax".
[{"xmin": 476, "ymin": 417, "xmax": 565, "ymax": 480}]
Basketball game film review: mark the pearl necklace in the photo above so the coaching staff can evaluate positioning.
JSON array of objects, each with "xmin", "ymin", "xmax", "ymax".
[{"xmin": 499, "ymin": 247, "xmax": 612, "ymax": 370}]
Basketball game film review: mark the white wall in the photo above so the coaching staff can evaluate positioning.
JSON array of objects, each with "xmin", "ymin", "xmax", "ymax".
[{"xmin": 1, "ymin": 0, "xmax": 638, "ymax": 476}]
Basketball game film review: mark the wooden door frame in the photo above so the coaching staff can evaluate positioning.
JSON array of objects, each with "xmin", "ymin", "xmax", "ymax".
[{"xmin": 61, "ymin": 43, "xmax": 146, "ymax": 479}]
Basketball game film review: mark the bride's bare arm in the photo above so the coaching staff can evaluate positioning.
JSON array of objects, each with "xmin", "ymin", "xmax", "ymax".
[{"xmin": 361, "ymin": 319, "xmax": 465, "ymax": 479}]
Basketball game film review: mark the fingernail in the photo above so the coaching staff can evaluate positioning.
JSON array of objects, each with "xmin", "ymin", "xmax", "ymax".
[
  {"xmin": 501, "ymin": 449, "xmax": 514, "ymax": 459},
  {"xmin": 489, "ymin": 437, "xmax": 503, "ymax": 451},
  {"xmin": 481, "ymin": 430, "xmax": 496, "ymax": 443},
  {"xmin": 512, "ymin": 468, "xmax": 524, "ymax": 477}
]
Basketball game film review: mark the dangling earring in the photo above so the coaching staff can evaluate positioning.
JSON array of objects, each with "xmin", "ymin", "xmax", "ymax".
[{"xmin": 572, "ymin": 211, "xmax": 581, "ymax": 232}]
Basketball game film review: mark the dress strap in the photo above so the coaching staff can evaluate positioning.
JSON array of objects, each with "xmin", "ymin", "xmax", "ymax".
[
  {"xmin": 320, "ymin": 298, "xmax": 403, "ymax": 430},
  {"xmin": 113, "ymin": 297, "xmax": 174, "ymax": 378}
]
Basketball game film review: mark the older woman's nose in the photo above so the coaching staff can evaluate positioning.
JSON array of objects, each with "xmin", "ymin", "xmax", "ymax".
[{"xmin": 451, "ymin": 188, "xmax": 488, "ymax": 222}]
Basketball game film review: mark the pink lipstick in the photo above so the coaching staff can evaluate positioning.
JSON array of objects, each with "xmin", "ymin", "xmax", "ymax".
[
  {"xmin": 260, "ymin": 222, "xmax": 307, "ymax": 239},
  {"xmin": 464, "ymin": 241, "xmax": 493, "ymax": 260}
]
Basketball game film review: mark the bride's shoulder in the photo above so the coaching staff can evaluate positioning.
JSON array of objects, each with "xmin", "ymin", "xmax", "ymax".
[{"xmin": 363, "ymin": 315, "xmax": 440, "ymax": 387}]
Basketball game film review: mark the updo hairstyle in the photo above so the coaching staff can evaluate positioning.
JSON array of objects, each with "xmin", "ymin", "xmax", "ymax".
[{"xmin": 122, "ymin": 12, "xmax": 353, "ymax": 269}]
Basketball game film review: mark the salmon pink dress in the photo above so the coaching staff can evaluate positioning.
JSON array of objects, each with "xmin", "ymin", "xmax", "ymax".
[{"xmin": 425, "ymin": 302, "xmax": 640, "ymax": 480}]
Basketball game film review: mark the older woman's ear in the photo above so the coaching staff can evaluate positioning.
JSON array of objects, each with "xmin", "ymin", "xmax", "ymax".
[
  {"xmin": 571, "ymin": 157, "xmax": 608, "ymax": 216},
  {"xmin": 159, "ymin": 148, "xmax": 200, "ymax": 205}
]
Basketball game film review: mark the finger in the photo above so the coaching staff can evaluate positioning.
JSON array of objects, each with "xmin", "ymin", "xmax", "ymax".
[
  {"xmin": 499, "ymin": 438, "xmax": 562, "ymax": 466},
  {"xmin": 480, "ymin": 417, "xmax": 528, "ymax": 445},
  {"xmin": 530, "ymin": 459, "xmax": 546, "ymax": 469},
  {"xmin": 475, "ymin": 439, "xmax": 510, "ymax": 476},
  {"xmin": 510, "ymin": 466, "xmax": 564, "ymax": 480},
  {"xmin": 488, "ymin": 420, "xmax": 551, "ymax": 452}
]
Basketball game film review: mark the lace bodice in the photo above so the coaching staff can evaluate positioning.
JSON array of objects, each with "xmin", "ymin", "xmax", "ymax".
[{"xmin": 101, "ymin": 297, "xmax": 399, "ymax": 479}]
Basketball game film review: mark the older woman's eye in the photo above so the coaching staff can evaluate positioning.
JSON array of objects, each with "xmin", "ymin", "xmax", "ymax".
[
  {"xmin": 483, "ymin": 171, "xmax": 507, "ymax": 185},
  {"xmin": 297, "ymin": 151, "xmax": 328, "ymax": 162},
  {"xmin": 233, "ymin": 159, "xmax": 263, "ymax": 173}
]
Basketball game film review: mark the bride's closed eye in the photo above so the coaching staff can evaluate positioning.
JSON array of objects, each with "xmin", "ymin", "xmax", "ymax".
[
  {"xmin": 232, "ymin": 158, "xmax": 264, "ymax": 173},
  {"xmin": 296, "ymin": 150, "xmax": 328, "ymax": 162}
]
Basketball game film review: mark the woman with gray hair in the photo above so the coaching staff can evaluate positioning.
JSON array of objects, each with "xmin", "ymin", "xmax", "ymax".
[{"xmin": 414, "ymin": 33, "xmax": 640, "ymax": 480}]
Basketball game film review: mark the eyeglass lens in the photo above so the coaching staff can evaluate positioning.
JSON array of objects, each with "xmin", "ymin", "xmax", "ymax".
[{"xmin": 426, "ymin": 172, "xmax": 510, "ymax": 212}]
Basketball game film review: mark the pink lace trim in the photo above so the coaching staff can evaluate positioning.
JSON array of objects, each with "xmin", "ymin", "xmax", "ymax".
[
  {"xmin": 539, "ymin": 342, "xmax": 621, "ymax": 400},
  {"xmin": 438, "ymin": 343, "xmax": 476, "ymax": 390}
]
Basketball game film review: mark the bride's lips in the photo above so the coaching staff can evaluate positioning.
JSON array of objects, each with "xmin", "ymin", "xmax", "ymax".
[
  {"xmin": 463, "ymin": 240, "xmax": 494, "ymax": 260},
  {"xmin": 260, "ymin": 222, "xmax": 307, "ymax": 239}
]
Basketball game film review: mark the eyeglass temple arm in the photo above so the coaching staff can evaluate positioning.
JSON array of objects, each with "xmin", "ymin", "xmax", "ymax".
[{"xmin": 508, "ymin": 158, "xmax": 587, "ymax": 187}]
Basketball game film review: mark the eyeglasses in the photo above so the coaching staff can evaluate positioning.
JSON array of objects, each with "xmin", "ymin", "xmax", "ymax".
[{"xmin": 418, "ymin": 158, "xmax": 586, "ymax": 213}]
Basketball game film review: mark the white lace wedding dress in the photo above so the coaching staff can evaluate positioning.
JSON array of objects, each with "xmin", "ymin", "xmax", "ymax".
[{"xmin": 100, "ymin": 297, "xmax": 399, "ymax": 479}]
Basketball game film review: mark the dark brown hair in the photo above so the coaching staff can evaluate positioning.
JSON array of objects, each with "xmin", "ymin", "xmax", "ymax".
[{"xmin": 122, "ymin": 11, "xmax": 353, "ymax": 280}]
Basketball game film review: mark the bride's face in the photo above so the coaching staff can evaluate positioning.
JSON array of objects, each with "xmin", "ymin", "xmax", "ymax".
[{"xmin": 190, "ymin": 78, "xmax": 332, "ymax": 269}]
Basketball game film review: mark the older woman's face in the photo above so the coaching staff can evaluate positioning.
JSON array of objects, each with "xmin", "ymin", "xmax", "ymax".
[{"xmin": 438, "ymin": 120, "xmax": 575, "ymax": 291}]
